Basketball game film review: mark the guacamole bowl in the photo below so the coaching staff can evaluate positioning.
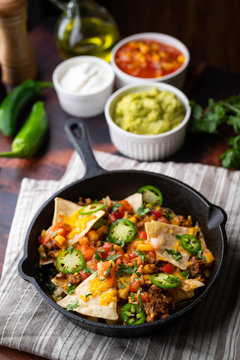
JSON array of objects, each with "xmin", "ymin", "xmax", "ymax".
[{"xmin": 104, "ymin": 83, "xmax": 191, "ymax": 161}]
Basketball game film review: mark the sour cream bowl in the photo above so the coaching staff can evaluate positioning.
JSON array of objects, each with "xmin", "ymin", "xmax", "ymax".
[
  {"xmin": 104, "ymin": 83, "xmax": 191, "ymax": 161},
  {"xmin": 111, "ymin": 33, "xmax": 190, "ymax": 89},
  {"xmin": 53, "ymin": 56, "xmax": 115, "ymax": 117}
]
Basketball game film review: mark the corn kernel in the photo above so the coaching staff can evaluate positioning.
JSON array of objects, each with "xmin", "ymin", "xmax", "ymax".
[
  {"xmin": 137, "ymin": 243, "xmax": 153, "ymax": 252},
  {"xmin": 88, "ymin": 230, "xmax": 99, "ymax": 242},
  {"xmin": 188, "ymin": 227, "xmax": 195, "ymax": 236},
  {"xmin": 205, "ymin": 252, "xmax": 215, "ymax": 263},
  {"xmin": 55, "ymin": 235, "xmax": 66, "ymax": 246}
]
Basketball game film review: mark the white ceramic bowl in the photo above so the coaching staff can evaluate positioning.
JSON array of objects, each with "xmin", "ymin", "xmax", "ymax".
[
  {"xmin": 111, "ymin": 33, "xmax": 190, "ymax": 89},
  {"xmin": 53, "ymin": 56, "xmax": 115, "ymax": 117},
  {"xmin": 104, "ymin": 83, "xmax": 191, "ymax": 161}
]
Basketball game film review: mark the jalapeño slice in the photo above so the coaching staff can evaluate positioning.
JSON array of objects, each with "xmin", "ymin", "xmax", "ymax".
[
  {"xmin": 121, "ymin": 303, "xmax": 146, "ymax": 325},
  {"xmin": 108, "ymin": 219, "xmax": 136, "ymax": 246},
  {"xmin": 177, "ymin": 234, "xmax": 201, "ymax": 254},
  {"xmin": 56, "ymin": 247, "xmax": 86, "ymax": 274},
  {"xmin": 138, "ymin": 185, "xmax": 163, "ymax": 205},
  {"xmin": 79, "ymin": 203, "xmax": 105, "ymax": 215},
  {"xmin": 150, "ymin": 273, "xmax": 180, "ymax": 289}
]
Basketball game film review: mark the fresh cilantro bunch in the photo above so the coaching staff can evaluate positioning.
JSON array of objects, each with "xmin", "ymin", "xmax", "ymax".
[{"xmin": 189, "ymin": 95, "xmax": 240, "ymax": 168}]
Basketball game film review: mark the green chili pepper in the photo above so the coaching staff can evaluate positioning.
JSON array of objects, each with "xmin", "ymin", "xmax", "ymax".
[
  {"xmin": 150, "ymin": 273, "xmax": 180, "ymax": 289},
  {"xmin": 0, "ymin": 101, "xmax": 48, "ymax": 158},
  {"xmin": 121, "ymin": 303, "xmax": 146, "ymax": 325},
  {"xmin": 137, "ymin": 185, "xmax": 163, "ymax": 205},
  {"xmin": 56, "ymin": 247, "xmax": 86, "ymax": 274},
  {"xmin": 0, "ymin": 79, "xmax": 53, "ymax": 137},
  {"xmin": 107, "ymin": 219, "xmax": 136, "ymax": 246},
  {"xmin": 176, "ymin": 234, "xmax": 201, "ymax": 254},
  {"xmin": 79, "ymin": 203, "xmax": 105, "ymax": 215}
]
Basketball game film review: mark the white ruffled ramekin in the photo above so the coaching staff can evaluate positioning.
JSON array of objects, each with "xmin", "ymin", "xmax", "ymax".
[{"xmin": 104, "ymin": 83, "xmax": 191, "ymax": 161}]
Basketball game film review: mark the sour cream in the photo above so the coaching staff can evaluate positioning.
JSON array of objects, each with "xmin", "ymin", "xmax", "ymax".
[{"xmin": 59, "ymin": 61, "xmax": 110, "ymax": 95}]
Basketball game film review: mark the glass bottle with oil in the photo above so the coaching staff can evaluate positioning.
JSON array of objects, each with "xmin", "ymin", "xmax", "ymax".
[{"xmin": 51, "ymin": 0, "xmax": 119, "ymax": 62}]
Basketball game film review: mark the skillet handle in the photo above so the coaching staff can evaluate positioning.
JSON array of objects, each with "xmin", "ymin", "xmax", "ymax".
[{"xmin": 65, "ymin": 119, "xmax": 106, "ymax": 178}]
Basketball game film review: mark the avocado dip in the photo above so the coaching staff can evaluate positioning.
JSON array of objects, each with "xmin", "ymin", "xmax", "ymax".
[{"xmin": 113, "ymin": 87, "xmax": 186, "ymax": 135}]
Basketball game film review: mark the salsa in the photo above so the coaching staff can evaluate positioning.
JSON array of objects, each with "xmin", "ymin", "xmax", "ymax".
[{"xmin": 115, "ymin": 39, "xmax": 185, "ymax": 78}]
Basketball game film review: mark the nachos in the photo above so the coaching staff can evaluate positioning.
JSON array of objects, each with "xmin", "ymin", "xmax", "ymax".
[{"xmin": 38, "ymin": 185, "xmax": 214, "ymax": 325}]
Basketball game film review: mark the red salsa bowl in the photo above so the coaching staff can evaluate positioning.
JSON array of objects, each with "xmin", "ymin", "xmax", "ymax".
[
  {"xmin": 115, "ymin": 39, "xmax": 185, "ymax": 79},
  {"xmin": 111, "ymin": 33, "xmax": 190, "ymax": 89}
]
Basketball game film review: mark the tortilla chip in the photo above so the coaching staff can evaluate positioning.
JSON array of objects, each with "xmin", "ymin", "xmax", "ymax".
[
  {"xmin": 169, "ymin": 279, "xmax": 204, "ymax": 302},
  {"xmin": 51, "ymin": 276, "xmax": 69, "ymax": 294},
  {"xmin": 145, "ymin": 221, "xmax": 198, "ymax": 270},
  {"xmin": 124, "ymin": 193, "xmax": 142, "ymax": 212},
  {"xmin": 52, "ymin": 198, "xmax": 80, "ymax": 225},
  {"xmin": 57, "ymin": 264, "xmax": 118, "ymax": 321},
  {"xmin": 39, "ymin": 258, "xmax": 54, "ymax": 266},
  {"xmin": 52, "ymin": 197, "xmax": 105, "ymax": 246}
]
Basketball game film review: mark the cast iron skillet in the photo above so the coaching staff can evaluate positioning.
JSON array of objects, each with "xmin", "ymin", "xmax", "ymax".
[{"xmin": 18, "ymin": 119, "xmax": 227, "ymax": 337}]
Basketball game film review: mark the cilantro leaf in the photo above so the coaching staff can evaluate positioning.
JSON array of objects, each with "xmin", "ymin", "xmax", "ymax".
[
  {"xmin": 221, "ymin": 135, "xmax": 240, "ymax": 168},
  {"xmin": 106, "ymin": 254, "xmax": 121, "ymax": 261},
  {"xmin": 93, "ymin": 218, "xmax": 106, "ymax": 230},
  {"xmin": 94, "ymin": 251, "xmax": 103, "ymax": 262},
  {"xmin": 85, "ymin": 293, "xmax": 93, "ymax": 298},
  {"xmin": 106, "ymin": 264, "xmax": 113, "ymax": 277},
  {"xmin": 165, "ymin": 248, "xmax": 182, "ymax": 261},
  {"xmin": 67, "ymin": 284, "xmax": 76, "ymax": 295},
  {"xmin": 137, "ymin": 204, "xmax": 151, "ymax": 217},
  {"xmin": 83, "ymin": 267, "xmax": 97, "ymax": 275},
  {"xmin": 196, "ymin": 250, "xmax": 206, "ymax": 260},
  {"xmin": 134, "ymin": 249, "xmax": 146, "ymax": 263},
  {"xmin": 117, "ymin": 264, "xmax": 137, "ymax": 276},
  {"xmin": 66, "ymin": 301, "xmax": 79, "ymax": 311},
  {"xmin": 112, "ymin": 203, "xmax": 122, "ymax": 212},
  {"xmin": 180, "ymin": 270, "xmax": 190, "ymax": 279},
  {"xmin": 119, "ymin": 280, "xmax": 126, "ymax": 289}
]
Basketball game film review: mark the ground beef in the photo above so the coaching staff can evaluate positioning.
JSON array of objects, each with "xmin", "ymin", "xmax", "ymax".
[
  {"xmin": 189, "ymin": 256, "xmax": 207, "ymax": 282},
  {"xmin": 66, "ymin": 273, "xmax": 82, "ymax": 285},
  {"xmin": 143, "ymin": 285, "xmax": 175, "ymax": 322}
]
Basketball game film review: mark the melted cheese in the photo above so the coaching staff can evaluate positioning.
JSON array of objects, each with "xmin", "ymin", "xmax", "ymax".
[
  {"xmin": 100, "ymin": 290, "xmax": 117, "ymax": 306},
  {"xmin": 89, "ymin": 278, "xmax": 112, "ymax": 297}
]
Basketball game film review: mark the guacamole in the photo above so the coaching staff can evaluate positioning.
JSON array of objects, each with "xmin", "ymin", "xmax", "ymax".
[{"xmin": 113, "ymin": 87, "xmax": 186, "ymax": 135}]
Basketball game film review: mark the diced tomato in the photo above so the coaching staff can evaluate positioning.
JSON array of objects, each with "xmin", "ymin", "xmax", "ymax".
[
  {"xmin": 55, "ymin": 222, "xmax": 72, "ymax": 236},
  {"xmin": 98, "ymin": 242, "xmax": 112, "ymax": 259},
  {"xmin": 83, "ymin": 248, "xmax": 95, "ymax": 261},
  {"xmin": 80, "ymin": 270, "xmax": 90, "ymax": 281},
  {"xmin": 161, "ymin": 263, "xmax": 174, "ymax": 273},
  {"xmin": 118, "ymin": 200, "xmax": 133, "ymax": 212},
  {"xmin": 139, "ymin": 231, "xmax": 147, "ymax": 240},
  {"xmin": 78, "ymin": 243, "xmax": 95, "ymax": 261},
  {"xmin": 129, "ymin": 280, "xmax": 140, "ymax": 292},
  {"xmin": 140, "ymin": 292, "xmax": 149, "ymax": 302},
  {"xmin": 151, "ymin": 210, "xmax": 162, "ymax": 219},
  {"xmin": 128, "ymin": 251, "xmax": 137, "ymax": 260},
  {"xmin": 111, "ymin": 211, "xmax": 124, "ymax": 219}
]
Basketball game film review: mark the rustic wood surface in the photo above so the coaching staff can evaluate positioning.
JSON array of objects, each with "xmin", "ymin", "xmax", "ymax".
[{"xmin": 0, "ymin": 20, "xmax": 240, "ymax": 360}]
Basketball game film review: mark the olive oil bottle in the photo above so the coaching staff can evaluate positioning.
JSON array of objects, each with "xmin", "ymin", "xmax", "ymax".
[{"xmin": 53, "ymin": 0, "xmax": 119, "ymax": 62}]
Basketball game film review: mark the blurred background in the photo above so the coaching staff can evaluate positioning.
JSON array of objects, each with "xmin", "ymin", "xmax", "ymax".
[{"xmin": 28, "ymin": 0, "xmax": 240, "ymax": 73}]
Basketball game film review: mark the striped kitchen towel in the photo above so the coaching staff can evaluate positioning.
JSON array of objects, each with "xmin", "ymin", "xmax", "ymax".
[{"xmin": 0, "ymin": 151, "xmax": 239, "ymax": 360}]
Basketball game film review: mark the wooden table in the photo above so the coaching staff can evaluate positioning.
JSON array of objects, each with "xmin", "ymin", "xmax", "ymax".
[{"xmin": 0, "ymin": 19, "xmax": 240, "ymax": 360}]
